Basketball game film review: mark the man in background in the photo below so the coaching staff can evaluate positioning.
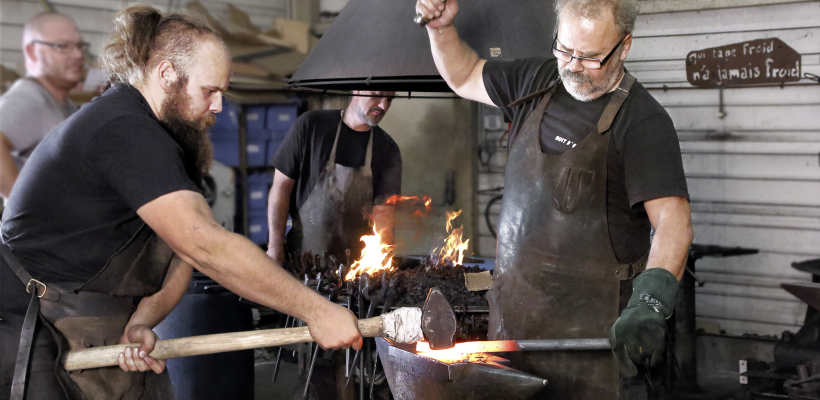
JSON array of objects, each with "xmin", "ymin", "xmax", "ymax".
[
  {"xmin": 267, "ymin": 92, "xmax": 402, "ymax": 264},
  {"xmin": 0, "ymin": 12, "xmax": 84, "ymax": 199}
]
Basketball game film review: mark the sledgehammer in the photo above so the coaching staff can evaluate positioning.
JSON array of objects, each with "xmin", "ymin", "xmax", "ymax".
[{"xmin": 63, "ymin": 307, "xmax": 428, "ymax": 371}]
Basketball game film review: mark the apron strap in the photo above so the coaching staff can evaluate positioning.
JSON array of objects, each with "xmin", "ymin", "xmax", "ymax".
[
  {"xmin": 595, "ymin": 72, "xmax": 637, "ymax": 135},
  {"xmin": 327, "ymin": 111, "xmax": 345, "ymax": 166},
  {"xmin": 507, "ymin": 78, "xmax": 561, "ymax": 109},
  {"xmin": 0, "ymin": 243, "xmax": 61, "ymax": 400},
  {"xmin": 509, "ymin": 83, "xmax": 559, "ymax": 147},
  {"xmin": 362, "ymin": 129, "xmax": 373, "ymax": 176},
  {"xmin": 0, "ymin": 244, "xmax": 60, "ymax": 302},
  {"xmin": 10, "ymin": 286, "xmax": 40, "ymax": 400}
]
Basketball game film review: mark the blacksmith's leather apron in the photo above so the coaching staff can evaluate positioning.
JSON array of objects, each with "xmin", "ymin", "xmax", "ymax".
[
  {"xmin": 288, "ymin": 111, "xmax": 374, "ymax": 259},
  {"xmin": 2, "ymin": 224, "xmax": 176, "ymax": 400},
  {"xmin": 487, "ymin": 72, "xmax": 647, "ymax": 399}
]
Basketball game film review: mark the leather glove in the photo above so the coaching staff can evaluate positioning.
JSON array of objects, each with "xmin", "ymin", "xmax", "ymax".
[{"xmin": 610, "ymin": 268, "xmax": 678, "ymax": 377}]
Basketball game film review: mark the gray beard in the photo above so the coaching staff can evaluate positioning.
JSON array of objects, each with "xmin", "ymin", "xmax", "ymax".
[
  {"xmin": 560, "ymin": 62, "xmax": 624, "ymax": 102},
  {"xmin": 362, "ymin": 114, "xmax": 379, "ymax": 127}
]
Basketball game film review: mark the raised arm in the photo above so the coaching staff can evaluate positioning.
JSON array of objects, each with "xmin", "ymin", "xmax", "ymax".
[{"xmin": 416, "ymin": 0, "xmax": 494, "ymax": 105}]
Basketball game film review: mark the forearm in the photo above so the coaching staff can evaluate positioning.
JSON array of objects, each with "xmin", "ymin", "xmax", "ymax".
[
  {"xmin": 267, "ymin": 185, "xmax": 290, "ymax": 256},
  {"xmin": 427, "ymin": 25, "xmax": 483, "ymax": 96},
  {"xmin": 138, "ymin": 190, "xmax": 361, "ymax": 350},
  {"xmin": 645, "ymin": 210, "xmax": 693, "ymax": 281},
  {"xmin": 125, "ymin": 256, "xmax": 192, "ymax": 331},
  {"xmin": 187, "ymin": 229, "xmax": 329, "ymax": 323}
]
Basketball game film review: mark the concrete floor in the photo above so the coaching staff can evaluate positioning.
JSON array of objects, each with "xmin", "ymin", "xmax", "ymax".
[{"xmin": 254, "ymin": 357, "xmax": 301, "ymax": 400}]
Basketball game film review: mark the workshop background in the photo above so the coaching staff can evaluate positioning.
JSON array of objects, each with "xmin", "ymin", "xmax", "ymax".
[{"xmin": 1, "ymin": 0, "xmax": 819, "ymax": 398}]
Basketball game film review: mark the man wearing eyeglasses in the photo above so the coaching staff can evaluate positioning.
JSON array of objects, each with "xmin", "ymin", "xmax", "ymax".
[
  {"xmin": 416, "ymin": 0, "xmax": 692, "ymax": 397},
  {"xmin": 0, "ymin": 12, "xmax": 84, "ymax": 200}
]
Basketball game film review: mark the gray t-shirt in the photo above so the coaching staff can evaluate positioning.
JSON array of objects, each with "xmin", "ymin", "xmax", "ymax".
[{"xmin": 0, "ymin": 78, "xmax": 77, "ymax": 171}]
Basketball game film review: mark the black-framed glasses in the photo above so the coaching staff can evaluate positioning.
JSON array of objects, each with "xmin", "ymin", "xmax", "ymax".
[
  {"xmin": 32, "ymin": 40, "xmax": 89, "ymax": 54},
  {"xmin": 552, "ymin": 35, "xmax": 626, "ymax": 70}
]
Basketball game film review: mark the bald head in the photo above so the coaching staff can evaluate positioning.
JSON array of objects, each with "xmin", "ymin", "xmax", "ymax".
[
  {"xmin": 23, "ymin": 13, "xmax": 78, "ymax": 45},
  {"xmin": 22, "ymin": 12, "xmax": 84, "ymax": 91}
]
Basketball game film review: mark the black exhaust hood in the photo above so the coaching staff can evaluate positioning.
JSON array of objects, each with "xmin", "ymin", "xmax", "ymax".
[{"xmin": 289, "ymin": 0, "xmax": 556, "ymax": 92}]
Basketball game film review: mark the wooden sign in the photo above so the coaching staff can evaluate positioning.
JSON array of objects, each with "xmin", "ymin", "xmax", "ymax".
[{"xmin": 686, "ymin": 38, "xmax": 801, "ymax": 88}]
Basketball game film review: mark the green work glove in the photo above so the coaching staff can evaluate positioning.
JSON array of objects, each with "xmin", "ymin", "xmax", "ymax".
[{"xmin": 609, "ymin": 268, "xmax": 679, "ymax": 377}]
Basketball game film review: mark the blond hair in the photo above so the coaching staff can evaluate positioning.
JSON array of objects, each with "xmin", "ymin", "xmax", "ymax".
[{"xmin": 99, "ymin": 4, "xmax": 221, "ymax": 85}]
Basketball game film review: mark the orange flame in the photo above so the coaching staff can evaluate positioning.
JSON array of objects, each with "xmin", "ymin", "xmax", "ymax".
[
  {"xmin": 434, "ymin": 210, "xmax": 470, "ymax": 266},
  {"xmin": 344, "ymin": 223, "xmax": 395, "ymax": 281},
  {"xmin": 383, "ymin": 194, "xmax": 432, "ymax": 217}
]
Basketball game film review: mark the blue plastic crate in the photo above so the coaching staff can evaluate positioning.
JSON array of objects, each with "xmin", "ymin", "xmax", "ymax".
[
  {"xmin": 211, "ymin": 138, "xmax": 240, "ymax": 167},
  {"xmin": 245, "ymin": 105, "xmax": 266, "ymax": 132},
  {"xmin": 248, "ymin": 211, "xmax": 268, "ymax": 244},
  {"xmin": 246, "ymin": 129, "xmax": 269, "ymax": 139},
  {"xmin": 212, "ymin": 98, "xmax": 241, "ymax": 132},
  {"xmin": 209, "ymin": 128, "xmax": 238, "ymax": 141},
  {"xmin": 265, "ymin": 105, "xmax": 297, "ymax": 132},
  {"xmin": 247, "ymin": 172, "xmax": 273, "ymax": 211},
  {"xmin": 270, "ymin": 129, "xmax": 289, "ymax": 142},
  {"xmin": 246, "ymin": 138, "xmax": 267, "ymax": 166}
]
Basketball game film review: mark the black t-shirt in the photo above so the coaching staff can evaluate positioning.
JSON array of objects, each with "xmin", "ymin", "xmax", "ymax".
[
  {"xmin": 271, "ymin": 110, "xmax": 402, "ymax": 219},
  {"xmin": 1, "ymin": 84, "xmax": 200, "ymax": 283},
  {"xmin": 483, "ymin": 57, "xmax": 689, "ymax": 264}
]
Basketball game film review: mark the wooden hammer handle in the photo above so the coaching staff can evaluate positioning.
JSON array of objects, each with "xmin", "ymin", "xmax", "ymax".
[{"xmin": 63, "ymin": 316, "xmax": 383, "ymax": 371}]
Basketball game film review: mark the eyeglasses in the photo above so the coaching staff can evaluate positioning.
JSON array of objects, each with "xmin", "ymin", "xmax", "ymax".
[
  {"xmin": 32, "ymin": 40, "xmax": 90, "ymax": 54},
  {"xmin": 551, "ymin": 35, "xmax": 626, "ymax": 70}
]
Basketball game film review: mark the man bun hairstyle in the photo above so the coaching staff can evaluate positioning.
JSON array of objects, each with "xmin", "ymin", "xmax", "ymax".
[
  {"xmin": 554, "ymin": 0, "xmax": 640, "ymax": 36},
  {"xmin": 99, "ymin": 4, "xmax": 221, "ymax": 85}
]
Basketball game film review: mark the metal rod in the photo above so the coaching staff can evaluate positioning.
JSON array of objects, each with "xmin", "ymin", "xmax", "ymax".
[
  {"xmin": 271, "ymin": 315, "xmax": 292, "ymax": 382},
  {"xmin": 303, "ymin": 343, "xmax": 321, "ymax": 399},
  {"xmin": 516, "ymin": 338, "xmax": 610, "ymax": 351},
  {"xmin": 369, "ymin": 351, "xmax": 378, "ymax": 400},
  {"xmin": 359, "ymin": 293, "xmax": 365, "ymax": 400}
]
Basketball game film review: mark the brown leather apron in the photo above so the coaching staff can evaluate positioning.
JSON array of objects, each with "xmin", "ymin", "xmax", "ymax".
[
  {"xmin": 487, "ymin": 72, "xmax": 646, "ymax": 399},
  {"xmin": 2, "ymin": 224, "xmax": 177, "ymax": 400},
  {"xmin": 288, "ymin": 110, "xmax": 374, "ymax": 259}
]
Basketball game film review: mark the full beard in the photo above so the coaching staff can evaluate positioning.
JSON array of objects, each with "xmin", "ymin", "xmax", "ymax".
[
  {"xmin": 158, "ymin": 77, "xmax": 216, "ymax": 181},
  {"xmin": 559, "ymin": 61, "xmax": 624, "ymax": 102}
]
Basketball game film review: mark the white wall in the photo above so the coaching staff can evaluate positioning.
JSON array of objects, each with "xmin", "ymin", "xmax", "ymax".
[
  {"xmin": 0, "ymin": 0, "xmax": 290, "ymax": 73},
  {"xmin": 476, "ymin": 0, "xmax": 820, "ymax": 336},
  {"xmin": 634, "ymin": 1, "xmax": 819, "ymax": 337}
]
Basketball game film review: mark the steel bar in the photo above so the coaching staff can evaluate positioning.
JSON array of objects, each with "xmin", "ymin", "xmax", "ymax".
[{"xmin": 271, "ymin": 315, "xmax": 293, "ymax": 382}]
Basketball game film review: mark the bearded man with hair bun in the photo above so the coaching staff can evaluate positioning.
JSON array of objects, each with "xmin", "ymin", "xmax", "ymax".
[{"xmin": 0, "ymin": 5, "xmax": 362, "ymax": 399}]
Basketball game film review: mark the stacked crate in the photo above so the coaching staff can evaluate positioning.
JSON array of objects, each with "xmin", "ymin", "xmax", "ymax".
[{"xmin": 209, "ymin": 98, "xmax": 299, "ymax": 244}]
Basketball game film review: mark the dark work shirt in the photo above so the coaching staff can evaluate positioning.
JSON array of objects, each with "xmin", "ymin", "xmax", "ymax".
[
  {"xmin": 483, "ymin": 57, "xmax": 689, "ymax": 264},
  {"xmin": 271, "ymin": 110, "xmax": 402, "ymax": 219},
  {"xmin": 1, "ymin": 84, "xmax": 200, "ymax": 284}
]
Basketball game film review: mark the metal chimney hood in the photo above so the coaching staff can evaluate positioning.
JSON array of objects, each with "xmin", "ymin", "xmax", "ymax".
[{"xmin": 289, "ymin": 0, "xmax": 556, "ymax": 92}]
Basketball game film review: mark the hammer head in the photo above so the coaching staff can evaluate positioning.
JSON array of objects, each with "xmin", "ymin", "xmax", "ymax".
[{"xmin": 420, "ymin": 287, "xmax": 457, "ymax": 350}]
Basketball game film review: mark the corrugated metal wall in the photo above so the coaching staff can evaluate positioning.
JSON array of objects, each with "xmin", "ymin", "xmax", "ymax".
[
  {"xmin": 476, "ymin": 0, "xmax": 820, "ymax": 336},
  {"xmin": 0, "ymin": 0, "xmax": 290, "ymax": 73}
]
